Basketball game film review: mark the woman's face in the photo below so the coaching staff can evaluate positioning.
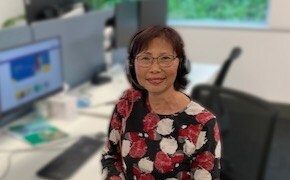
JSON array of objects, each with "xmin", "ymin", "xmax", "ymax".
[{"xmin": 134, "ymin": 37, "xmax": 179, "ymax": 95}]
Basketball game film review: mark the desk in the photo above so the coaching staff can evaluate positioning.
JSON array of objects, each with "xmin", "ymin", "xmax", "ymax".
[{"xmin": 0, "ymin": 62, "xmax": 219, "ymax": 180}]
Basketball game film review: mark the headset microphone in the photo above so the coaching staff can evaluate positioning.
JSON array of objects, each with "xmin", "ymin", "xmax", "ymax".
[{"xmin": 125, "ymin": 61, "xmax": 146, "ymax": 90}]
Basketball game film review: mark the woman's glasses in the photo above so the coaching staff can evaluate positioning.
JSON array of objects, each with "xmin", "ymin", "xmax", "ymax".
[{"xmin": 135, "ymin": 54, "xmax": 177, "ymax": 68}]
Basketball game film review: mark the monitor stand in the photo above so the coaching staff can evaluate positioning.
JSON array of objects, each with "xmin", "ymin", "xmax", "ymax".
[{"xmin": 90, "ymin": 73, "xmax": 111, "ymax": 85}]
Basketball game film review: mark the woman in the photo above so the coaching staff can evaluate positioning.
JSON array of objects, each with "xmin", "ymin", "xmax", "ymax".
[{"xmin": 101, "ymin": 25, "xmax": 221, "ymax": 179}]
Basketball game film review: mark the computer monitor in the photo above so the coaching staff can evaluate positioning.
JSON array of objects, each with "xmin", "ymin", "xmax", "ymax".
[
  {"xmin": 138, "ymin": 0, "xmax": 167, "ymax": 29},
  {"xmin": 0, "ymin": 37, "xmax": 63, "ymax": 118},
  {"xmin": 114, "ymin": 0, "xmax": 167, "ymax": 48},
  {"xmin": 24, "ymin": 0, "xmax": 80, "ymax": 24},
  {"xmin": 31, "ymin": 10, "xmax": 113, "ymax": 88},
  {"xmin": 114, "ymin": 1, "xmax": 139, "ymax": 48}
]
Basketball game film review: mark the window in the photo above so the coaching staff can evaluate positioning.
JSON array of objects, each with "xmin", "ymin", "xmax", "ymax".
[
  {"xmin": 85, "ymin": 0, "xmax": 136, "ymax": 10},
  {"xmin": 168, "ymin": 0, "xmax": 269, "ymax": 27}
]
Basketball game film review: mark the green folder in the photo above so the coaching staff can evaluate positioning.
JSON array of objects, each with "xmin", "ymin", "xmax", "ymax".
[{"xmin": 8, "ymin": 118, "xmax": 68, "ymax": 146}]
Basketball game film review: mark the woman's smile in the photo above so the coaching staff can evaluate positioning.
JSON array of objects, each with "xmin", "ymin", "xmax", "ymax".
[{"xmin": 146, "ymin": 77, "xmax": 165, "ymax": 85}]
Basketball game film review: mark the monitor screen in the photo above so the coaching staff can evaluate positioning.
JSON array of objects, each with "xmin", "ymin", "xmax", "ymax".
[{"xmin": 0, "ymin": 37, "xmax": 63, "ymax": 115}]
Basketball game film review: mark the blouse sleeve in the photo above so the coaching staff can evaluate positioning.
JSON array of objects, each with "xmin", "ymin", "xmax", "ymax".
[
  {"xmin": 191, "ymin": 118, "xmax": 221, "ymax": 179},
  {"xmin": 101, "ymin": 105, "xmax": 125, "ymax": 180},
  {"xmin": 101, "ymin": 89, "xmax": 141, "ymax": 180}
]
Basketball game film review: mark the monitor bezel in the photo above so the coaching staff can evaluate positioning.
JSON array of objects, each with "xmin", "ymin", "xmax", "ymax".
[{"xmin": 0, "ymin": 36, "xmax": 65, "ymax": 118}]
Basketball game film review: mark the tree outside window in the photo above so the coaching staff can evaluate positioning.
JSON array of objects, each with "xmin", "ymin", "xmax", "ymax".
[
  {"xmin": 85, "ymin": 0, "xmax": 269, "ymax": 26},
  {"xmin": 168, "ymin": 0, "xmax": 269, "ymax": 24}
]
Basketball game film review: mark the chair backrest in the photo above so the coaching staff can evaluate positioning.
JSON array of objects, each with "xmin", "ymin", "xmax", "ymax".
[
  {"xmin": 214, "ymin": 47, "xmax": 241, "ymax": 87},
  {"xmin": 191, "ymin": 84, "xmax": 277, "ymax": 180}
]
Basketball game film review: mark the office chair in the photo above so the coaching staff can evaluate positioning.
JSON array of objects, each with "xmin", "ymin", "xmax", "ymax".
[
  {"xmin": 191, "ymin": 85, "xmax": 277, "ymax": 180},
  {"xmin": 191, "ymin": 47, "xmax": 277, "ymax": 180}
]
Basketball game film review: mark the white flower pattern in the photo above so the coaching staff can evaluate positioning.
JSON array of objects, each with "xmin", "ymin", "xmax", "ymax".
[
  {"xmin": 185, "ymin": 101, "xmax": 204, "ymax": 116},
  {"xmin": 194, "ymin": 168, "xmax": 212, "ymax": 180},
  {"xmin": 196, "ymin": 131, "xmax": 208, "ymax": 150},
  {"xmin": 109, "ymin": 129, "xmax": 120, "ymax": 144},
  {"xmin": 138, "ymin": 157, "xmax": 154, "ymax": 173},
  {"xmin": 215, "ymin": 141, "xmax": 221, "ymax": 158},
  {"xmin": 160, "ymin": 137, "xmax": 178, "ymax": 155},
  {"xmin": 183, "ymin": 139, "xmax": 196, "ymax": 156},
  {"xmin": 156, "ymin": 118, "xmax": 174, "ymax": 135},
  {"xmin": 122, "ymin": 140, "xmax": 131, "ymax": 157}
]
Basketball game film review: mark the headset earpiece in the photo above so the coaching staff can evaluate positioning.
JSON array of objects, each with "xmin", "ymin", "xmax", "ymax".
[
  {"xmin": 178, "ymin": 55, "xmax": 191, "ymax": 74},
  {"xmin": 126, "ymin": 59, "xmax": 145, "ymax": 90},
  {"xmin": 184, "ymin": 58, "xmax": 191, "ymax": 73}
]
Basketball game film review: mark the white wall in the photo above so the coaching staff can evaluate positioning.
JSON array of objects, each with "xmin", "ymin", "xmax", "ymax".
[
  {"xmin": 0, "ymin": 0, "xmax": 25, "ymax": 28},
  {"xmin": 174, "ymin": 1, "xmax": 290, "ymax": 104},
  {"xmin": 175, "ymin": 27, "xmax": 290, "ymax": 103},
  {"xmin": 267, "ymin": 0, "xmax": 290, "ymax": 30}
]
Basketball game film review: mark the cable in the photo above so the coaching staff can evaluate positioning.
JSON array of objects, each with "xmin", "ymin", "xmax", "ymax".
[
  {"xmin": 0, "ymin": 134, "xmax": 85, "ymax": 180},
  {"xmin": 0, "ymin": 151, "xmax": 13, "ymax": 180},
  {"xmin": 0, "ymin": 146, "xmax": 69, "ymax": 180}
]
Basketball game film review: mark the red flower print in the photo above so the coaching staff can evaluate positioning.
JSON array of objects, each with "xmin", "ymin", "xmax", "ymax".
[
  {"xmin": 195, "ymin": 111, "xmax": 215, "ymax": 125},
  {"xmin": 154, "ymin": 151, "xmax": 174, "ymax": 173},
  {"xmin": 192, "ymin": 151, "xmax": 215, "ymax": 171},
  {"xmin": 179, "ymin": 124, "xmax": 202, "ymax": 144},
  {"xmin": 111, "ymin": 113, "xmax": 121, "ymax": 130},
  {"xmin": 129, "ymin": 139, "xmax": 147, "ymax": 158},
  {"xmin": 132, "ymin": 165, "xmax": 142, "ymax": 177},
  {"xmin": 147, "ymin": 130, "xmax": 161, "ymax": 141},
  {"xmin": 187, "ymin": 124, "xmax": 202, "ymax": 144},
  {"xmin": 214, "ymin": 122, "xmax": 220, "ymax": 142},
  {"xmin": 133, "ymin": 163, "xmax": 155, "ymax": 180},
  {"xmin": 117, "ymin": 99, "xmax": 129, "ymax": 117},
  {"xmin": 105, "ymin": 141, "xmax": 111, "ymax": 149},
  {"xmin": 171, "ymin": 151, "xmax": 184, "ymax": 164},
  {"xmin": 127, "ymin": 89, "xmax": 142, "ymax": 102},
  {"xmin": 178, "ymin": 171, "xmax": 190, "ymax": 180},
  {"xmin": 125, "ymin": 132, "xmax": 140, "ymax": 142},
  {"xmin": 143, "ymin": 113, "xmax": 160, "ymax": 132},
  {"xmin": 122, "ymin": 89, "xmax": 141, "ymax": 102},
  {"xmin": 178, "ymin": 128, "xmax": 188, "ymax": 138},
  {"xmin": 109, "ymin": 176, "xmax": 122, "ymax": 180},
  {"xmin": 140, "ymin": 173, "xmax": 155, "ymax": 180},
  {"xmin": 114, "ymin": 161, "xmax": 123, "ymax": 173}
]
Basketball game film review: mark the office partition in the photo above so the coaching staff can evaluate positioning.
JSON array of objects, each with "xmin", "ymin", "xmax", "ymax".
[
  {"xmin": 0, "ymin": 26, "xmax": 32, "ymax": 50},
  {"xmin": 31, "ymin": 9, "xmax": 114, "ymax": 88}
]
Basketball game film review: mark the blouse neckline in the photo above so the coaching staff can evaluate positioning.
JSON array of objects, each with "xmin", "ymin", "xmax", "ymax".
[{"xmin": 145, "ymin": 95, "xmax": 193, "ymax": 116}]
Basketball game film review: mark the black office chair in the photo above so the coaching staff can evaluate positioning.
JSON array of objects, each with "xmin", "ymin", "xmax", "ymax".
[
  {"xmin": 191, "ymin": 85, "xmax": 277, "ymax": 180},
  {"xmin": 191, "ymin": 47, "xmax": 277, "ymax": 180}
]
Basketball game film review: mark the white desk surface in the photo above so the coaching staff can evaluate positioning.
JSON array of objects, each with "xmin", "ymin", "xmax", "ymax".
[{"xmin": 0, "ymin": 62, "xmax": 220, "ymax": 180}]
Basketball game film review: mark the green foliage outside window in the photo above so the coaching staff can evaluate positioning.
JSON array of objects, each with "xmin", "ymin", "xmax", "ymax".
[
  {"xmin": 84, "ymin": 0, "xmax": 119, "ymax": 10},
  {"xmin": 84, "ymin": 0, "xmax": 137, "ymax": 10},
  {"xmin": 85, "ymin": 0, "xmax": 269, "ymax": 23},
  {"xmin": 168, "ymin": 0, "xmax": 268, "ymax": 22}
]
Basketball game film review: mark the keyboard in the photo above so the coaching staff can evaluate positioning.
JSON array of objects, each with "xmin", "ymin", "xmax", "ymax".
[{"xmin": 37, "ymin": 136, "xmax": 104, "ymax": 180}]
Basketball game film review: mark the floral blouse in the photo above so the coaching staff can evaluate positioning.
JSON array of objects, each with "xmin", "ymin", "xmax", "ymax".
[{"xmin": 101, "ymin": 89, "xmax": 221, "ymax": 180}]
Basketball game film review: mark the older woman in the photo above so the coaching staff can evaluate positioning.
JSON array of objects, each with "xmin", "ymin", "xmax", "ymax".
[{"xmin": 101, "ymin": 25, "xmax": 221, "ymax": 180}]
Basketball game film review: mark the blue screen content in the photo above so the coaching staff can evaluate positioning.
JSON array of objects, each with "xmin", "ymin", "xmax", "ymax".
[{"xmin": 0, "ymin": 38, "xmax": 63, "ymax": 114}]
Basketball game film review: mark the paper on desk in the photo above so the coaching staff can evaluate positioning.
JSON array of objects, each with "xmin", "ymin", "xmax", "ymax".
[{"xmin": 8, "ymin": 118, "xmax": 68, "ymax": 146}]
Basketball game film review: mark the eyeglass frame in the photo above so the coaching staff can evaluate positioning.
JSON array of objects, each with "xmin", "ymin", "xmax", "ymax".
[{"xmin": 135, "ymin": 54, "xmax": 178, "ymax": 68}]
